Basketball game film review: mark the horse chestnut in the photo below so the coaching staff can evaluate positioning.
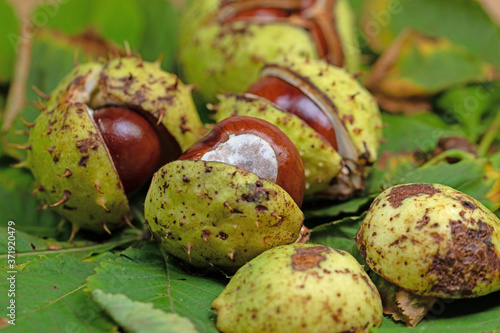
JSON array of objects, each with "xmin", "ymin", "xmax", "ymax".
[
  {"xmin": 179, "ymin": 116, "xmax": 305, "ymax": 206},
  {"xmin": 178, "ymin": 0, "xmax": 360, "ymax": 103},
  {"xmin": 145, "ymin": 116, "xmax": 306, "ymax": 273},
  {"xmin": 23, "ymin": 57, "xmax": 204, "ymax": 238}
]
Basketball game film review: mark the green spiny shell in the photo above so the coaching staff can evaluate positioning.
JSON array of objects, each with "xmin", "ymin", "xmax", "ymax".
[
  {"xmin": 268, "ymin": 57, "xmax": 383, "ymax": 165},
  {"xmin": 356, "ymin": 183, "xmax": 500, "ymax": 298},
  {"xmin": 214, "ymin": 94, "xmax": 342, "ymax": 196},
  {"xmin": 145, "ymin": 160, "xmax": 304, "ymax": 273},
  {"xmin": 27, "ymin": 64, "xmax": 129, "ymax": 234},
  {"xmin": 26, "ymin": 57, "xmax": 204, "ymax": 234},
  {"xmin": 91, "ymin": 57, "xmax": 204, "ymax": 151},
  {"xmin": 178, "ymin": 0, "xmax": 359, "ymax": 103},
  {"xmin": 212, "ymin": 243, "xmax": 383, "ymax": 333}
]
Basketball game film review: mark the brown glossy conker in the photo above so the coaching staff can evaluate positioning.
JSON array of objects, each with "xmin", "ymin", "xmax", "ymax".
[
  {"xmin": 246, "ymin": 76, "xmax": 338, "ymax": 150},
  {"xmin": 179, "ymin": 116, "xmax": 305, "ymax": 207},
  {"xmin": 93, "ymin": 107, "xmax": 163, "ymax": 194}
]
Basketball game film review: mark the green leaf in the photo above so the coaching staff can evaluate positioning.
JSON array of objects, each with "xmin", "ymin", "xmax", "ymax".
[
  {"xmin": 0, "ymin": 160, "xmax": 62, "ymax": 237},
  {"xmin": 365, "ymin": 30, "xmax": 497, "ymax": 101},
  {"xmin": 0, "ymin": 227, "xmax": 142, "ymax": 264},
  {"xmin": 0, "ymin": 255, "xmax": 115, "ymax": 332},
  {"xmin": 86, "ymin": 242, "xmax": 227, "ymax": 333},
  {"xmin": 309, "ymin": 215, "xmax": 365, "ymax": 263},
  {"xmin": 0, "ymin": 0, "xmax": 18, "ymax": 83},
  {"xmin": 135, "ymin": 0, "xmax": 180, "ymax": 72},
  {"xmin": 91, "ymin": 289, "xmax": 199, "ymax": 333},
  {"xmin": 380, "ymin": 112, "xmax": 464, "ymax": 153},
  {"xmin": 33, "ymin": 0, "xmax": 179, "ymax": 72},
  {"xmin": 304, "ymin": 194, "xmax": 376, "ymax": 219},
  {"xmin": 436, "ymin": 82, "xmax": 500, "ymax": 142},
  {"xmin": 361, "ymin": 0, "xmax": 500, "ymax": 69}
]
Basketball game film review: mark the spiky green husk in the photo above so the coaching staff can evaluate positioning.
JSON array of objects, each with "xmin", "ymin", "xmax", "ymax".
[
  {"xmin": 273, "ymin": 57, "xmax": 383, "ymax": 164},
  {"xmin": 177, "ymin": 0, "xmax": 359, "ymax": 103},
  {"xmin": 356, "ymin": 183, "xmax": 500, "ymax": 298},
  {"xmin": 214, "ymin": 94, "xmax": 342, "ymax": 197},
  {"xmin": 145, "ymin": 160, "xmax": 304, "ymax": 273},
  {"xmin": 27, "ymin": 64, "xmax": 129, "ymax": 234},
  {"xmin": 212, "ymin": 243, "xmax": 383, "ymax": 332},
  {"xmin": 92, "ymin": 57, "xmax": 204, "ymax": 151},
  {"xmin": 26, "ymin": 57, "xmax": 204, "ymax": 234}
]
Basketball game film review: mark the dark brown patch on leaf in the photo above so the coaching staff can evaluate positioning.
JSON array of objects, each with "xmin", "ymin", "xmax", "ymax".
[
  {"xmin": 218, "ymin": 232, "xmax": 228, "ymax": 240},
  {"xmin": 387, "ymin": 184, "xmax": 440, "ymax": 208},
  {"xmin": 427, "ymin": 220, "xmax": 500, "ymax": 297},
  {"xmin": 291, "ymin": 246, "xmax": 331, "ymax": 271}
]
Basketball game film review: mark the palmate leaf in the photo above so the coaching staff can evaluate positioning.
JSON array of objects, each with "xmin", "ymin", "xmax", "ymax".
[
  {"xmin": 91, "ymin": 289, "xmax": 199, "ymax": 333},
  {"xmin": 0, "ymin": 255, "xmax": 116, "ymax": 332},
  {"xmin": 0, "ymin": 160, "xmax": 63, "ymax": 238},
  {"xmin": 0, "ymin": 227, "xmax": 142, "ymax": 264},
  {"xmin": 360, "ymin": 0, "xmax": 500, "ymax": 69},
  {"xmin": 34, "ymin": 0, "xmax": 179, "ymax": 71},
  {"xmin": 86, "ymin": 242, "xmax": 227, "ymax": 333}
]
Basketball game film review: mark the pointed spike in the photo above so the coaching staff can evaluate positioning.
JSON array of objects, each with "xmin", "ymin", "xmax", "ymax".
[
  {"xmin": 57, "ymin": 168, "xmax": 72, "ymax": 177},
  {"xmin": 124, "ymin": 40, "xmax": 131, "ymax": 57},
  {"xmin": 122, "ymin": 215, "xmax": 135, "ymax": 228},
  {"xmin": 206, "ymin": 103, "xmax": 219, "ymax": 111},
  {"xmin": 31, "ymin": 184, "xmax": 45, "ymax": 195},
  {"xmin": 106, "ymin": 51, "xmax": 114, "ymax": 61},
  {"xmin": 270, "ymin": 212, "xmax": 282, "ymax": 220},
  {"xmin": 37, "ymin": 97, "xmax": 47, "ymax": 111},
  {"xmin": 94, "ymin": 183, "xmax": 104, "ymax": 194},
  {"xmin": 155, "ymin": 53, "xmax": 164, "ymax": 66},
  {"xmin": 14, "ymin": 129, "xmax": 30, "ymax": 136},
  {"xmin": 102, "ymin": 221, "xmax": 112, "ymax": 235},
  {"xmin": 8, "ymin": 143, "xmax": 32, "ymax": 150},
  {"xmin": 228, "ymin": 251, "xmax": 234, "ymax": 260},
  {"xmin": 44, "ymin": 146, "xmax": 55, "ymax": 153},
  {"xmin": 186, "ymin": 83, "xmax": 197, "ymax": 92},
  {"xmin": 224, "ymin": 201, "xmax": 234, "ymax": 212},
  {"xmin": 172, "ymin": 75, "xmax": 179, "ymax": 90},
  {"xmin": 255, "ymin": 221, "xmax": 259, "ymax": 228},
  {"xmin": 157, "ymin": 109, "xmax": 165, "ymax": 125},
  {"xmin": 187, "ymin": 243, "xmax": 193, "ymax": 255},
  {"xmin": 32, "ymin": 85, "xmax": 51, "ymax": 100},
  {"xmin": 44, "ymin": 129, "xmax": 52, "ymax": 135},
  {"xmin": 97, "ymin": 197, "xmax": 109, "ymax": 212},
  {"xmin": 19, "ymin": 116, "xmax": 35, "ymax": 128},
  {"xmin": 165, "ymin": 231, "xmax": 171, "ymax": 239},
  {"xmin": 10, "ymin": 160, "xmax": 28, "ymax": 168},
  {"xmin": 68, "ymin": 223, "xmax": 79, "ymax": 242},
  {"xmin": 137, "ymin": 53, "xmax": 143, "ymax": 66},
  {"xmin": 49, "ymin": 190, "xmax": 70, "ymax": 207}
]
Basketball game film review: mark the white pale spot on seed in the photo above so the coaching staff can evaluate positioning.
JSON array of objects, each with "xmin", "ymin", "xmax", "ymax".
[{"xmin": 201, "ymin": 134, "xmax": 278, "ymax": 182}]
